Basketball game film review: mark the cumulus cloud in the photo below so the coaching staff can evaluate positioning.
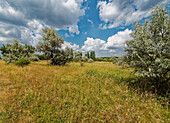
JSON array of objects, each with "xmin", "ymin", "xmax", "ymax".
[
  {"xmin": 97, "ymin": 0, "xmax": 166, "ymax": 29},
  {"xmin": 106, "ymin": 29, "xmax": 132, "ymax": 49},
  {"xmin": 0, "ymin": 0, "xmax": 85, "ymax": 46},
  {"xmin": 81, "ymin": 29, "xmax": 132, "ymax": 56},
  {"xmin": 62, "ymin": 41, "xmax": 80, "ymax": 51},
  {"xmin": 81, "ymin": 37, "xmax": 106, "ymax": 51}
]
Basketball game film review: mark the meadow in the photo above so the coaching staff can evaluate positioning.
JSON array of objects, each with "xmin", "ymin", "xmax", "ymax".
[{"xmin": 0, "ymin": 60, "xmax": 169, "ymax": 122}]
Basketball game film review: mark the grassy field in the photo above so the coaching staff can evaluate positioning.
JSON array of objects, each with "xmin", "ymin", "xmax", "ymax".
[{"xmin": 0, "ymin": 60, "xmax": 169, "ymax": 122}]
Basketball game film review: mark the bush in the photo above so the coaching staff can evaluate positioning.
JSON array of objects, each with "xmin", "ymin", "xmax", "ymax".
[
  {"xmin": 29, "ymin": 55, "xmax": 39, "ymax": 61},
  {"xmin": 15, "ymin": 58, "xmax": 30, "ymax": 67},
  {"xmin": 82, "ymin": 56, "xmax": 88, "ymax": 62},
  {"xmin": 37, "ymin": 55, "xmax": 46, "ymax": 60},
  {"xmin": 125, "ymin": 5, "xmax": 169, "ymax": 82},
  {"xmin": 88, "ymin": 58, "xmax": 93, "ymax": 63}
]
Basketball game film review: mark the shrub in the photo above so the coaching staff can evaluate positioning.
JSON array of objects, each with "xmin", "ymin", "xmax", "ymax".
[
  {"xmin": 0, "ymin": 40, "xmax": 35, "ymax": 64},
  {"xmin": 29, "ymin": 55, "xmax": 39, "ymax": 61},
  {"xmin": 37, "ymin": 55, "xmax": 46, "ymax": 60},
  {"xmin": 82, "ymin": 56, "xmax": 88, "ymax": 62},
  {"xmin": 88, "ymin": 58, "xmax": 93, "ymax": 63},
  {"xmin": 15, "ymin": 58, "xmax": 30, "ymax": 67},
  {"xmin": 125, "ymin": 5, "xmax": 170, "ymax": 82}
]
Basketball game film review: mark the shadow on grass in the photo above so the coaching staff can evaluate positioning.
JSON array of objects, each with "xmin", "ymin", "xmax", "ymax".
[{"xmin": 124, "ymin": 77, "xmax": 169, "ymax": 99}]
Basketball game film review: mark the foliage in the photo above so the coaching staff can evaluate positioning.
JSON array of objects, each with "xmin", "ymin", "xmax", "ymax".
[
  {"xmin": 90, "ymin": 51, "xmax": 96, "ymax": 60},
  {"xmin": 88, "ymin": 58, "xmax": 93, "ymax": 63},
  {"xmin": 65, "ymin": 47, "xmax": 74, "ymax": 62},
  {"xmin": 0, "ymin": 40, "xmax": 36, "ymax": 64},
  {"xmin": 85, "ymin": 52, "xmax": 90, "ymax": 58},
  {"xmin": 73, "ymin": 51, "xmax": 82, "ymax": 62},
  {"xmin": 29, "ymin": 55, "xmax": 39, "ymax": 61},
  {"xmin": 82, "ymin": 56, "xmax": 88, "ymax": 62},
  {"xmin": 14, "ymin": 58, "xmax": 30, "ymax": 67},
  {"xmin": 36, "ymin": 55, "xmax": 46, "ymax": 60},
  {"xmin": 36, "ymin": 28, "xmax": 71, "ymax": 65},
  {"xmin": 125, "ymin": 5, "xmax": 170, "ymax": 82}
]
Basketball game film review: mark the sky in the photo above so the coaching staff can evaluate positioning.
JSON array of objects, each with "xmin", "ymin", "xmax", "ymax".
[{"xmin": 0, "ymin": 0, "xmax": 169, "ymax": 57}]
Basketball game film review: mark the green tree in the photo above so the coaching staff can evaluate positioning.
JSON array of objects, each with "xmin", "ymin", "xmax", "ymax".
[
  {"xmin": 85, "ymin": 52, "xmax": 90, "ymax": 58},
  {"xmin": 65, "ymin": 47, "xmax": 74, "ymax": 62},
  {"xmin": 36, "ymin": 28, "xmax": 70, "ymax": 65},
  {"xmin": 90, "ymin": 51, "xmax": 96, "ymax": 60},
  {"xmin": 125, "ymin": 5, "xmax": 170, "ymax": 82},
  {"xmin": 73, "ymin": 51, "xmax": 82, "ymax": 62},
  {"xmin": 0, "ymin": 40, "xmax": 36, "ymax": 64}
]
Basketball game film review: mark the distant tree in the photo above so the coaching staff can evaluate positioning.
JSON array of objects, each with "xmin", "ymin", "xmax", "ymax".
[
  {"xmin": 73, "ymin": 51, "xmax": 82, "ymax": 62},
  {"xmin": 82, "ymin": 56, "xmax": 88, "ymax": 62},
  {"xmin": 125, "ymin": 5, "xmax": 170, "ymax": 82},
  {"xmin": 0, "ymin": 40, "xmax": 36, "ymax": 64},
  {"xmin": 90, "ymin": 51, "xmax": 96, "ymax": 60},
  {"xmin": 85, "ymin": 52, "xmax": 90, "ymax": 58},
  {"xmin": 36, "ymin": 28, "xmax": 70, "ymax": 65}
]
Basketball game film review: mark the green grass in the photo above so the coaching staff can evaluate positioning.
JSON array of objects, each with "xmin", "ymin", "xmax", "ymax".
[{"xmin": 0, "ymin": 60, "xmax": 169, "ymax": 122}]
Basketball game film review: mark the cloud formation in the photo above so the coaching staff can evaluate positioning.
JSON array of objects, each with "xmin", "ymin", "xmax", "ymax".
[
  {"xmin": 0, "ymin": 0, "xmax": 85, "ymax": 46},
  {"xmin": 81, "ymin": 29, "xmax": 132, "ymax": 56},
  {"xmin": 97, "ymin": 0, "xmax": 166, "ymax": 29}
]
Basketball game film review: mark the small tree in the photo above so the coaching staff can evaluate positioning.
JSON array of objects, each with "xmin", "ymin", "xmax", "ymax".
[
  {"xmin": 125, "ymin": 5, "xmax": 170, "ymax": 82},
  {"xmin": 82, "ymin": 56, "xmax": 88, "ymax": 62},
  {"xmin": 73, "ymin": 51, "xmax": 82, "ymax": 62},
  {"xmin": 90, "ymin": 51, "xmax": 96, "ymax": 60},
  {"xmin": 36, "ymin": 28, "xmax": 70, "ymax": 65},
  {"xmin": 85, "ymin": 52, "xmax": 90, "ymax": 58}
]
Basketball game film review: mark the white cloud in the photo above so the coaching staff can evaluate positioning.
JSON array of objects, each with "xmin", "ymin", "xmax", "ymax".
[
  {"xmin": 97, "ymin": 0, "xmax": 166, "ymax": 29},
  {"xmin": 81, "ymin": 37, "xmax": 106, "ymax": 52},
  {"xmin": 106, "ymin": 29, "xmax": 132, "ymax": 49},
  {"xmin": 81, "ymin": 29, "xmax": 132, "ymax": 56},
  {"xmin": 0, "ymin": 0, "xmax": 85, "ymax": 45},
  {"xmin": 62, "ymin": 41, "xmax": 80, "ymax": 51},
  {"xmin": 69, "ymin": 25, "xmax": 80, "ymax": 35},
  {"xmin": 87, "ymin": 19, "xmax": 94, "ymax": 25}
]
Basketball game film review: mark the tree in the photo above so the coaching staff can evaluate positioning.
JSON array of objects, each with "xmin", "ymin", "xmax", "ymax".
[
  {"xmin": 73, "ymin": 51, "xmax": 82, "ymax": 62},
  {"xmin": 125, "ymin": 5, "xmax": 170, "ymax": 82},
  {"xmin": 36, "ymin": 28, "xmax": 70, "ymax": 65},
  {"xmin": 0, "ymin": 40, "xmax": 36, "ymax": 64},
  {"xmin": 65, "ymin": 47, "xmax": 74, "ymax": 62},
  {"xmin": 85, "ymin": 52, "xmax": 90, "ymax": 58},
  {"xmin": 90, "ymin": 51, "xmax": 96, "ymax": 60}
]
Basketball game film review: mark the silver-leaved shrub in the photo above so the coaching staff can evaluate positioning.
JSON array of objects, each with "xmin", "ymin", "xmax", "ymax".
[
  {"xmin": 125, "ymin": 5, "xmax": 169, "ymax": 81},
  {"xmin": 0, "ymin": 40, "xmax": 36, "ymax": 64}
]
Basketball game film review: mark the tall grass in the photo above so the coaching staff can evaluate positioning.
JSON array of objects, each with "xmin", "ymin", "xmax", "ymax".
[{"xmin": 0, "ymin": 60, "xmax": 169, "ymax": 122}]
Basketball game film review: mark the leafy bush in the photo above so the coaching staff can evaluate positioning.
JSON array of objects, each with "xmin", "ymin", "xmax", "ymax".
[
  {"xmin": 82, "ymin": 56, "xmax": 88, "ymax": 62},
  {"xmin": 37, "ymin": 55, "xmax": 46, "ymax": 60},
  {"xmin": 88, "ymin": 58, "xmax": 93, "ymax": 63},
  {"xmin": 73, "ymin": 51, "xmax": 82, "ymax": 62},
  {"xmin": 125, "ymin": 5, "xmax": 169, "ymax": 82},
  {"xmin": 0, "ymin": 40, "xmax": 35, "ymax": 64},
  {"xmin": 29, "ymin": 55, "xmax": 39, "ymax": 61},
  {"xmin": 15, "ymin": 58, "xmax": 30, "ymax": 67}
]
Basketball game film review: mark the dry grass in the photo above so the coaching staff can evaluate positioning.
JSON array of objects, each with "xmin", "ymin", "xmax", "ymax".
[{"xmin": 0, "ymin": 60, "xmax": 169, "ymax": 122}]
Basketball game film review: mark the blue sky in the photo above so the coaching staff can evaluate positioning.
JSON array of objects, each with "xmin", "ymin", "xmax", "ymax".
[{"xmin": 0, "ymin": 0, "xmax": 169, "ymax": 57}]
